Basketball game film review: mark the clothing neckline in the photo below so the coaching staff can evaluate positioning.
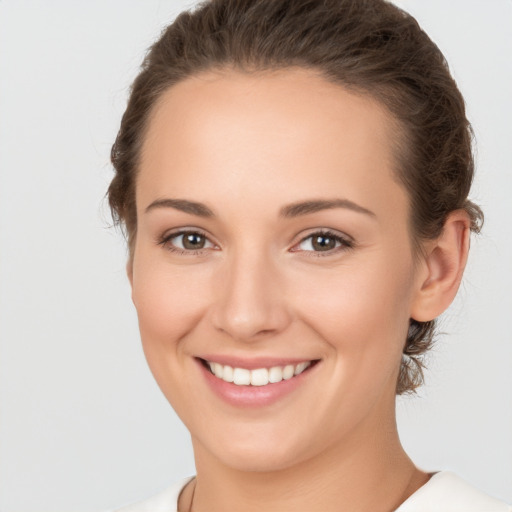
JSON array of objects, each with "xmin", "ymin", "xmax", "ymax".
[
  {"xmin": 175, "ymin": 471, "xmax": 448, "ymax": 512},
  {"xmin": 394, "ymin": 470, "xmax": 445, "ymax": 509},
  {"xmin": 114, "ymin": 470, "xmax": 511, "ymax": 512},
  {"xmin": 177, "ymin": 471, "xmax": 450, "ymax": 511}
]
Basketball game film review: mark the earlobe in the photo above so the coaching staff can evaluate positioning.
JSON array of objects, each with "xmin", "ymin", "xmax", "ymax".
[{"xmin": 410, "ymin": 210, "xmax": 471, "ymax": 322}]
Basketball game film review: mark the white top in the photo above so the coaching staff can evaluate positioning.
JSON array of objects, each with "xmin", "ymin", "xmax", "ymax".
[{"xmin": 112, "ymin": 471, "xmax": 511, "ymax": 512}]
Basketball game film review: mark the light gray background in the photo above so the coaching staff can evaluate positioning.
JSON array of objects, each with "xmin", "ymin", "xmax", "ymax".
[{"xmin": 0, "ymin": 1, "xmax": 511, "ymax": 510}]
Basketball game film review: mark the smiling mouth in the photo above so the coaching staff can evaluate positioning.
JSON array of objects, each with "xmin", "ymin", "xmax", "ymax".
[{"xmin": 199, "ymin": 358, "xmax": 319, "ymax": 386}]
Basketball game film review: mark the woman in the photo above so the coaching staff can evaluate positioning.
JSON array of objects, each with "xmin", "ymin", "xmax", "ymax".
[{"xmin": 107, "ymin": 0, "xmax": 511, "ymax": 510}]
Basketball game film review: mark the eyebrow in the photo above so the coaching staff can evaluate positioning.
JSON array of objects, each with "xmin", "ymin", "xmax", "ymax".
[
  {"xmin": 280, "ymin": 199, "xmax": 376, "ymax": 219},
  {"xmin": 145, "ymin": 198, "xmax": 214, "ymax": 217},
  {"xmin": 145, "ymin": 197, "xmax": 376, "ymax": 219}
]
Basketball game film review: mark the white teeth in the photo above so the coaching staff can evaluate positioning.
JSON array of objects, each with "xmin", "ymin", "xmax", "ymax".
[
  {"xmin": 268, "ymin": 366, "xmax": 283, "ymax": 383},
  {"xmin": 222, "ymin": 365, "xmax": 234, "ymax": 383},
  {"xmin": 294, "ymin": 362, "xmax": 309, "ymax": 375},
  {"xmin": 206, "ymin": 360, "xmax": 313, "ymax": 386},
  {"xmin": 233, "ymin": 368, "xmax": 251, "ymax": 385},
  {"xmin": 282, "ymin": 364, "xmax": 295, "ymax": 380},
  {"xmin": 213, "ymin": 362, "xmax": 223, "ymax": 379},
  {"xmin": 250, "ymin": 368, "xmax": 269, "ymax": 386}
]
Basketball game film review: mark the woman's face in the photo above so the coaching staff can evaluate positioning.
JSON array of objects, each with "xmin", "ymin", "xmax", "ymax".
[{"xmin": 131, "ymin": 68, "xmax": 424, "ymax": 472}]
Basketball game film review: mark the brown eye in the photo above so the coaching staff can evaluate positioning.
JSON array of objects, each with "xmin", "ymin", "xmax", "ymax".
[
  {"xmin": 295, "ymin": 230, "xmax": 352, "ymax": 254},
  {"xmin": 311, "ymin": 234, "xmax": 337, "ymax": 251},
  {"xmin": 161, "ymin": 230, "xmax": 215, "ymax": 252},
  {"xmin": 182, "ymin": 232, "xmax": 206, "ymax": 250}
]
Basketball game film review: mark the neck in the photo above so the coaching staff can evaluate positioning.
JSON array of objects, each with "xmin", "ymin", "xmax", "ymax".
[{"xmin": 186, "ymin": 401, "xmax": 429, "ymax": 512}]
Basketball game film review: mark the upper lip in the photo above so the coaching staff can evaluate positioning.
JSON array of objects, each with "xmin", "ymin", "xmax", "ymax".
[{"xmin": 197, "ymin": 355, "xmax": 319, "ymax": 370}]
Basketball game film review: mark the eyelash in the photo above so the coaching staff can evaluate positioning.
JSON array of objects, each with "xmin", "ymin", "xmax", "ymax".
[
  {"xmin": 293, "ymin": 229, "xmax": 354, "ymax": 258},
  {"xmin": 158, "ymin": 229, "xmax": 214, "ymax": 256},
  {"xmin": 157, "ymin": 229, "xmax": 354, "ymax": 257}
]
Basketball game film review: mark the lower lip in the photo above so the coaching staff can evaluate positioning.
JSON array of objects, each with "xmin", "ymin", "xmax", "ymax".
[{"xmin": 196, "ymin": 359, "xmax": 318, "ymax": 408}]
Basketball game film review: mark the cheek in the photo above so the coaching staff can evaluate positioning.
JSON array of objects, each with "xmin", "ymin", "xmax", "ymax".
[
  {"xmin": 290, "ymin": 252, "xmax": 414, "ymax": 381},
  {"xmin": 131, "ymin": 252, "xmax": 211, "ymax": 366}
]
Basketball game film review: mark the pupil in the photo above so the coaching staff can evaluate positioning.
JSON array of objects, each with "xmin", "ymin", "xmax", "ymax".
[
  {"xmin": 183, "ymin": 233, "xmax": 205, "ymax": 250},
  {"xmin": 312, "ymin": 235, "xmax": 335, "ymax": 251}
]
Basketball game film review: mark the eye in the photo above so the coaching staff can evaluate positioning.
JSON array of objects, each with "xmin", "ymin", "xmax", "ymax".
[
  {"xmin": 159, "ymin": 230, "xmax": 216, "ymax": 254},
  {"xmin": 293, "ymin": 230, "xmax": 353, "ymax": 255}
]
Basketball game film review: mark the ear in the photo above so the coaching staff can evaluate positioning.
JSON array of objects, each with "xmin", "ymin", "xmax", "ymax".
[{"xmin": 410, "ymin": 210, "xmax": 471, "ymax": 322}]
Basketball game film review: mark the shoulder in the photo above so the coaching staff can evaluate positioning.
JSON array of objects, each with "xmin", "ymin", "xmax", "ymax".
[
  {"xmin": 109, "ymin": 477, "xmax": 192, "ymax": 512},
  {"xmin": 396, "ymin": 471, "xmax": 511, "ymax": 512}
]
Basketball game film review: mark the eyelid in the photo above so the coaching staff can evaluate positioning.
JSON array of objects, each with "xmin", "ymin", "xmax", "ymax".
[
  {"xmin": 290, "ymin": 228, "xmax": 354, "ymax": 255},
  {"xmin": 156, "ymin": 227, "xmax": 354, "ymax": 256},
  {"xmin": 157, "ymin": 227, "xmax": 218, "ymax": 254}
]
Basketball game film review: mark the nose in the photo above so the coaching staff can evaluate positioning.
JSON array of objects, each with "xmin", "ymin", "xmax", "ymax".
[{"xmin": 210, "ymin": 247, "xmax": 292, "ymax": 342}]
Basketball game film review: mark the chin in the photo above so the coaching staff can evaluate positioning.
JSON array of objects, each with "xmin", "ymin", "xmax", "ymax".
[
  {"xmin": 217, "ymin": 443, "xmax": 307, "ymax": 473},
  {"xmin": 193, "ymin": 423, "xmax": 314, "ymax": 473}
]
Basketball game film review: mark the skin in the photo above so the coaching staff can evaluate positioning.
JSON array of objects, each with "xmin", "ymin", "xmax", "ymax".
[{"xmin": 128, "ymin": 67, "xmax": 470, "ymax": 512}]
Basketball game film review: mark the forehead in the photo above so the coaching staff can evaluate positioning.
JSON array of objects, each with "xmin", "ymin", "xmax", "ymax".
[{"xmin": 137, "ymin": 67, "xmax": 408, "ymax": 223}]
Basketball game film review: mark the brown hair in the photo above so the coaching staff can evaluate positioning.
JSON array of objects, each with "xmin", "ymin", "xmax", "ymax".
[{"xmin": 109, "ymin": 0, "xmax": 483, "ymax": 394}]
